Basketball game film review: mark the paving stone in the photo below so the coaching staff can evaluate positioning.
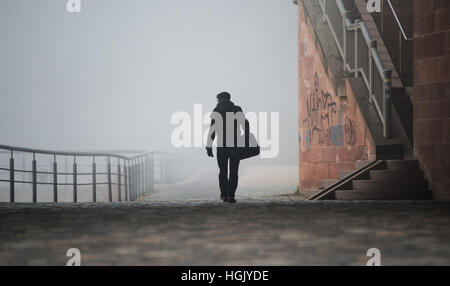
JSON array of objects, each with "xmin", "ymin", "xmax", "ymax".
[{"xmin": 0, "ymin": 199, "xmax": 449, "ymax": 266}]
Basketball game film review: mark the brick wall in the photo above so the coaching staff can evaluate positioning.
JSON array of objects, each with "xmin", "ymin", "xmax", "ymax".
[
  {"xmin": 298, "ymin": 6, "xmax": 375, "ymax": 191},
  {"xmin": 413, "ymin": 0, "xmax": 450, "ymax": 199}
]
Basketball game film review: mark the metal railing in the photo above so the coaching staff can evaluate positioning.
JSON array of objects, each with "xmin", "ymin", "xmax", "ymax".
[
  {"xmin": 319, "ymin": 0, "xmax": 392, "ymax": 137},
  {"xmin": 371, "ymin": 0, "xmax": 413, "ymax": 86},
  {"xmin": 0, "ymin": 144, "xmax": 165, "ymax": 203}
]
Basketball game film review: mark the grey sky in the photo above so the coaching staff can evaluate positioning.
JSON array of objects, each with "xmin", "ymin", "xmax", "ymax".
[{"xmin": 0, "ymin": 0, "xmax": 298, "ymax": 164}]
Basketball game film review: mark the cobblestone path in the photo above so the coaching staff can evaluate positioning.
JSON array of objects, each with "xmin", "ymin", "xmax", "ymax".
[{"xmin": 0, "ymin": 198, "xmax": 449, "ymax": 265}]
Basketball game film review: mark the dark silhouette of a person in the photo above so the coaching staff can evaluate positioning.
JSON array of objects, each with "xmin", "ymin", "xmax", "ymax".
[{"xmin": 206, "ymin": 92, "xmax": 249, "ymax": 203}]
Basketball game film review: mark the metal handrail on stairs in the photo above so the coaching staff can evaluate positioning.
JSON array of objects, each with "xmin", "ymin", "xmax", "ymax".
[
  {"xmin": 385, "ymin": 0, "xmax": 413, "ymax": 41},
  {"xmin": 375, "ymin": 0, "xmax": 414, "ymax": 86},
  {"xmin": 318, "ymin": 0, "xmax": 392, "ymax": 138}
]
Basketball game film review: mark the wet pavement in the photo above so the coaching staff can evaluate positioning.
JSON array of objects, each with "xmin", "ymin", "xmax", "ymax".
[{"xmin": 0, "ymin": 197, "xmax": 449, "ymax": 265}]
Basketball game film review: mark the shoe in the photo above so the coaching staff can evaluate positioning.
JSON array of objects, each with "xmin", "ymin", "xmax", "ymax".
[
  {"xmin": 228, "ymin": 197, "xmax": 236, "ymax": 204},
  {"xmin": 220, "ymin": 195, "xmax": 229, "ymax": 202}
]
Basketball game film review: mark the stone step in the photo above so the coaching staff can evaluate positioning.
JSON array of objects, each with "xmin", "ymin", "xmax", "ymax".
[
  {"xmin": 335, "ymin": 190, "xmax": 432, "ymax": 200},
  {"xmin": 352, "ymin": 180, "xmax": 427, "ymax": 190},
  {"xmin": 386, "ymin": 160, "xmax": 419, "ymax": 170},
  {"xmin": 376, "ymin": 153, "xmax": 404, "ymax": 160},
  {"xmin": 369, "ymin": 170, "xmax": 423, "ymax": 180},
  {"xmin": 376, "ymin": 144, "xmax": 404, "ymax": 157}
]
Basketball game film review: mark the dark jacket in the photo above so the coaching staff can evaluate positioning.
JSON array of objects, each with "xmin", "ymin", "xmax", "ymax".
[{"xmin": 206, "ymin": 99, "xmax": 249, "ymax": 148}]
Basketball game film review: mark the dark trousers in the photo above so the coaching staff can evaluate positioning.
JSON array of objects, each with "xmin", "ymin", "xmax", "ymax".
[{"xmin": 217, "ymin": 148, "xmax": 240, "ymax": 198}]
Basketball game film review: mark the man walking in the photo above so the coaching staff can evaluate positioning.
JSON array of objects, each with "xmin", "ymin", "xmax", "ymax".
[{"xmin": 206, "ymin": 92, "xmax": 249, "ymax": 203}]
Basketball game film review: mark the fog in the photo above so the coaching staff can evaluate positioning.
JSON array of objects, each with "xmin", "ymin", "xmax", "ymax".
[{"xmin": 0, "ymin": 0, "xmax": 298, "ymax": 192}]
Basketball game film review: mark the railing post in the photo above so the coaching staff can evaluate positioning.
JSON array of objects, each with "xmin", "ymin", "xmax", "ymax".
[
  {"xmin": 134, "ymin": 159, "xmax": 138, "ymax": 199},
  {"xmin": 354, "ymin": 19, "xmax": 361, "ymax": 78},
  {"xmin": 107, "ymin": 157, "xmax": 112, "ymax": 202},
  {"xmin": 73, "ymin": 156, "xmax": 77, "ymax": 203},
  {"xmin": 65, "ymin": 156, "xmax": 68, "ymax": 184},
  {"xmin": 9, "ymin": 151, "xmax": 14, "ymax": 203},
  {"xmin": 92, "ymin": 156, "xmax": 97, "ymax": 202},
  {"xmin": 383, "ymin": 69, "xmax": 392, "ymax": 138},
  {"xmin": 53, "ymin": 155, "xmax": 58, "ymax": 203},
  {"xmin": 131, "ymin": 160, "xmax": 134, "ymax": 201},
  {"xmin": 117, "ymin": 159, "xmax": 122, "ymax": 202},
  {"xmin": 160, "ymin": 153, "xmax": 166, "ymax": 184},
  {"xmin": 124, "ymin": 161, "xmax": 128, "ymax": 201},
  {"xmin": 398, "ymin": 31, "xmax": 402, "ymax": 77},
  {"xmin": 150, "ymin": 155, "xmax": 154, "ymax": 191},
  {"xmin": 343, "ymin": 10, "xmax": 349, "ymax": 71},
  {"xmin": 369, "ymin": 40, "xmax": 377, "ymax": 104},
  {"xmin": 32, "ymin": 153, "xmax": 37, "ymax": 203},
  {"xmin": 146, "ymin": 156, "xmax": 149, "ymax": 193},
  {"xmin": 138, "ymin": 158, "xmax": 142, "ymax": 197},
  {"xmin": 142, "ymin": 157, "xmax": 145, "ymax": 195},
  {"xmin": 21, "ymin": 155, "xmax": 25, "ymax": 184},
  {"xmin": 380, "ymin": 0, "xmax": 384, "ymax": 35},
  {"xmin": 130, "ymin": 159, "xmax": 136, "ymax": 201},
  {"xmin": 139, "ymin": 158, "xmax": 142, "ymax": 197}
]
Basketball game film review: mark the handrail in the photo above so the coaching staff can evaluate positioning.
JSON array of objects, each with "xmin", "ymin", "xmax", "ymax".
[
  {"xmin": 318, "ymin": 0, "xmax": 392, "ymax": 138},
  {"xmin": 0, "ymin": 143, "xmax": 150, "ymax": 160},
  {"xmin": 0, "ymin": 143, "xmax": 164, "ymax": 203},
  {"xmin": 385, "ymin": 0, "xmax": 413, "ymax": 41}
]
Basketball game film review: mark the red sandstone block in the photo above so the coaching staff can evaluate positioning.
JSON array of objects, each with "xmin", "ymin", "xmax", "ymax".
[
  {"xmin": 437, "ymin": 100, "xmax": 450, "ymax": 117},
  {"xmin": 301, "ymin": 151, "xmax": 313, "ymax": 162},
  {"xmin": 444, "ymin": 119, "xmax": 450, "ymax": 143},
  {"xmin": 428, "ymin": 120, "xmax": 444, "ymax": 143},
  {"xmin": 415, "ymin": 0, "xmax": 434, "ymax": 17},
  {"xmin": 446, "ymin": 31, "xmax": 450, "ymax": 54},
  {"xmin": 428, "ymin": 82, "xmax": 446, "ymax": 100},
  {"xmin": 421, "ymin": 58, "xmax": 441, "ymax": 83},
  {"xmin": 337, "ymin": 147, "xmax": 365, "ymax": 162},
  {"xmin": 416, "ymin": 13, "xmax": 435, "ymax": 35},
  {"xmin": 328, "ymin": 162, "xmax": 338, "ymax": 179},
  {"xmin": 413, "ymin": 84, "xmax": 429, "ymax": 102},
  {"xmin": 338, "ymin": 161, "xmax": 356, "ymax": 171},
  {"xmin": 413, "ymin": 36, "xmax": 427, "ymax": 60},
  {"xmin": 418, "ymin": 145, "xmax": 437, "ymax": 162},
  {"xmin": 435, "ymin": 9, "xmax": 450, "ymax": 32},
  {"xmin": 414, "ymin": 120, "xmax": 429, "ymax": 144},
  {"xmin": 439, "ymin": 56, "xmax": 450, "ymax": 81},
  {"xmin": 434, "ymin": 0, "xmax": 450, "ymax": 11},
  {"xmin": 447, "ymin": 161, "xmax": 450, "ymax": 184},
  {"xmin": 414, "ymin": 60, "xmax": 421, "ymax": 85},
  {"xmin": 414, "ymin": 101, "xmax": 433, "ymax": 119},
  {"xmin": 428, "ymin": 33, "xmax": 446, "ymax": 58},
  {"xmin": 323, "ymin": 147, "xmax": 337, "ymax": 162},
  {"xmin": 433, "ymin": 183, "xmax": 450, "ymax": 200},
  {"xmin": 439, "ymin": 144, "xmax": 450, "ymax": 162},
  {"xmin": 428, "ymin": 159, "xmax": 445, "ymax": 183}
]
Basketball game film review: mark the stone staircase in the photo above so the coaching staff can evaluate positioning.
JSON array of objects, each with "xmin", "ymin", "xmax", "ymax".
[{"xmin": 334, "ymin": 160, "xmax": 432, "ymax": 200}]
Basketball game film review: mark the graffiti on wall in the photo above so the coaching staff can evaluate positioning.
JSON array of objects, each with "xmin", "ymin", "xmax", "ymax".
[
  {"xmin": 303, "ymin": 73, "xmax": 342, "ymax": 148},
  {"xmin": 344, "ymin": 116, "xmax": 357, "ymax": 145}
]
